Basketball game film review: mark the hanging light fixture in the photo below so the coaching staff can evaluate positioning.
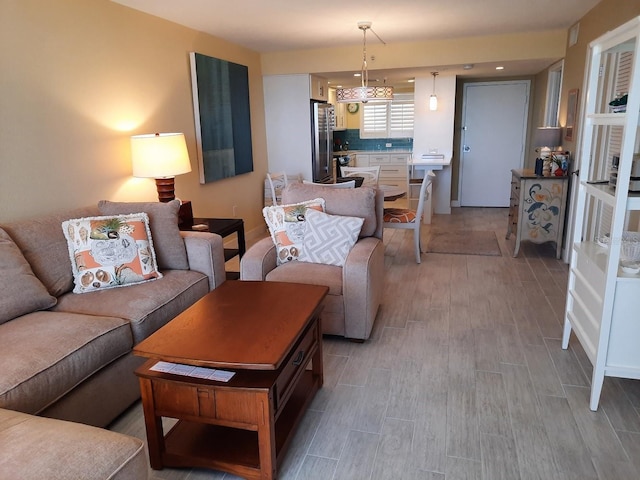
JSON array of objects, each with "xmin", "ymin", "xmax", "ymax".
[
  {"xmin": 429, "ymin": 72, "xmax": 439, "ymax": 111},
  {"xmin": 336, "ymin": 22, "xmax": 394, "ymax": 103}
]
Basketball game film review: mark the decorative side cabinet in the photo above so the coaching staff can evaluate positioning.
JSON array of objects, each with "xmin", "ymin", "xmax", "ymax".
[{"xmin": 506, "ymin": 169, "xmax": 569, "ymax": 259}]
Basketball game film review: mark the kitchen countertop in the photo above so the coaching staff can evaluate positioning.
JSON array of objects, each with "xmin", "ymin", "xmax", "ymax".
[{"xmin": 333, "ymin": 149, "xmax": 413, "ymax": 155}]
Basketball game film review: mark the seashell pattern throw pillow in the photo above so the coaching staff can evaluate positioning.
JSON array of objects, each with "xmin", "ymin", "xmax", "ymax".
[
  {"xmin": 61, "ymin": 213, "xmax": 162, "ymax": 293},
  {"xmin": 262, "ymin": 198, "xmax": 325, "ymax": 265}
]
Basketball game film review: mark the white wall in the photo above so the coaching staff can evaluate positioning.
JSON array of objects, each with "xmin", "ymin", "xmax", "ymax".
[
  {"xmin": 412, "ymin": 74, "xmax": 456, "ymax": 158},
  {"xmin": 262, "ymin": 74, "xmax": 313, "ymax": 180},
  {"xmin": 413, "ymin": 74, "xmax": 456, "ymax": 213}
]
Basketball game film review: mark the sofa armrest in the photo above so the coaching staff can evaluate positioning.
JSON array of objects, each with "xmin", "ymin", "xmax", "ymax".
[
  {"xmin": 240, "ymin": 237, "xmax": 277, "ymax": 281},
  {"xmin": 342, "ymin": 237, "xmax": 385, "ymax": 340},
  {"xmin": 181, "ymin": 231, "xmax": 226, "ymax": 290}
]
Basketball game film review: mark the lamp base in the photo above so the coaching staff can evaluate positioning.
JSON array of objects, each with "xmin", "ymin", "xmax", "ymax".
[{"xmin": 155, "ymin": 177, "xmax": 176, "ymax": 202}]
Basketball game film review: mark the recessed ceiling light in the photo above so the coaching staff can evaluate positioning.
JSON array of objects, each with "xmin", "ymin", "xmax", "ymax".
[
  {"xmin": 496, "ymin": 66, "xmax": 505, "ymax": 70},
  {"xmin": 354, "ymin": 73, "xmax": 362, "ymax": 77},
  {"xmin": 463, "ymin": 64, "xmax": 474, "ymax": 70},
  {"xmin": 408, "ymin": 79, "xmax": 415, "ymax": 83}
]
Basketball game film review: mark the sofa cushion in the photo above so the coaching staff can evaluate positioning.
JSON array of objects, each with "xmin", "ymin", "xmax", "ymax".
[
  {"xmin": 282, "ymin": 183, "xmax": 377, "ymax": 238},
  {"xmin": 0, "ymin": 228, "xmax": 57, "ymax": 325},
  {"xmin": 98, "ymin": 199, "xmax": 189, "ymax": 270},
  {"xmin": 0, "ymin": 408, "xmax": 147, "ymax": 480},
  {"xmin": 0, "ymin": 311, "xmax": 132, "ymax": 414},
  {"xmin": 0, "ymin": 206, "xmax": 99, "ymax": 297},
  {"xmin": 262, "ymin": 198, "xmax": 325, "ymax": 265},
  {"xmin": 298, "ymin": 209, "xmax": 364, "ymax": 267},
  {"xmin": 53, "ymin": 269, "xmax": 209, "ymax": 344},
  {"xmin": 62, "ymin": 213, "xmax": 162, "ymax": 293}
]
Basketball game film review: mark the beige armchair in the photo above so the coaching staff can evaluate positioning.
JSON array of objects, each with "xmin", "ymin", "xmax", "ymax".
[{"xmin": 241, "ymin": 183, "xmax": 385, "ymax": 341}]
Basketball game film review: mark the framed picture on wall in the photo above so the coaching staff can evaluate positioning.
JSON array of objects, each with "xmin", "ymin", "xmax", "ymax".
[
  {"xmin": 189, "ymin": 52, "xmax": 254, "ymax": 184},
  {"xmin": 565, "ymin": 88, "xmax": 579, "ymax": 142}
]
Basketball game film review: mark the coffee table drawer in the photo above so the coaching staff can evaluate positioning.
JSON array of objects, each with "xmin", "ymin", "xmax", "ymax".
[
  {"xmin": 151, "ymin": 379, "xmax": 259, "ymax": 425},
  {"xmin": 275, "ymin": 323, "xmax": 317, "ymax": 408}
]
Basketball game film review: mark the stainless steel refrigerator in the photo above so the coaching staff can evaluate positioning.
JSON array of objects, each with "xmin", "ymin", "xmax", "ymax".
[{"xmin": 311, "ymin": 101, "xmax": 334, "ymax": 183}]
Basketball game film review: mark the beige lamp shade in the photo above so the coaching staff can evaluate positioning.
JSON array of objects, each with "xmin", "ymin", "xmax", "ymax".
[
  {"xmin": 131, "ymin": 133, "xmax": 192, "ymax": 179},
  {"xmin": 130, "ymin": 132, "xmax": 192, "ymax": 202},
  {"xmin": 533, "ymin": 127, "xmax": 562, "ymax": 149}
]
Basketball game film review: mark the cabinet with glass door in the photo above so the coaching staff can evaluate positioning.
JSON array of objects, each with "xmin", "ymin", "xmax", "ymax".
[{"xmin": 562, "ymin": 16, "xmax": 640, "ymax": 411}]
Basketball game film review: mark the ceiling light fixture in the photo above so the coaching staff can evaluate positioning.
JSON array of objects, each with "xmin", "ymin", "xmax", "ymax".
[
  {"xmin": 336, "ymin": 22, "xmax": 394, "ymax": 103},
  {"xmin": 429, "ymin": 72, "xmax": 439, "ymax": 111}
]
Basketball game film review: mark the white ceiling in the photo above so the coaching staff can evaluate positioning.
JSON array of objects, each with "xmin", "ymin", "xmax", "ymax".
[{"xmin": 112, "ymin": 0, "xmax": 601, "ymax": 84}]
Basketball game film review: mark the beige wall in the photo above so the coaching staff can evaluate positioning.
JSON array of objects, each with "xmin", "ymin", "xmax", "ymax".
[
  {"xmin": 0, "ymin": 0, "xmax": 268, "ymax": 237},
  {"xmin": 261, "ymin": 31, "xmax": 567, "ymax": 76},
  {"xmin": 3, "ymin": 0, "xmax": 639, "ymax": 230},
  {"xmin": 557, "ymin": 0, "xmax": 640, "ymax": 156}
]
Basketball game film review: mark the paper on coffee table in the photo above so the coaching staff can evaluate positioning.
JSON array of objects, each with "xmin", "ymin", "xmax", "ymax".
[{"xmin": 150, "ymin": 361, "xmax": 235, "ymax": 382}]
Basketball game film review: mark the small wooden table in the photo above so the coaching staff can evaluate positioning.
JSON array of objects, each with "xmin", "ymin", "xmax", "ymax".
[
  {"xmin": 134, "ymin": 281, "xmax": 328, "ymax": 479},
  {"xmin": 180, "ymin": 217, "xmax": 246, "ymax": 279}
]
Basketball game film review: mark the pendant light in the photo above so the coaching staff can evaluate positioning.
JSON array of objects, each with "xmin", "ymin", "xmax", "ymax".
[
  {"xmin": 429, "ymin": 72, "xmax": 439, "ymax": 111},
  {"xmin": 336, "ymin": 22, "xmax": 394, "ymax": 103}
]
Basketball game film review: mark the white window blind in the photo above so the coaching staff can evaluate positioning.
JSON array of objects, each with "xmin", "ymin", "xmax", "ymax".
[
  {"xmin": 361, "ymin": 103, "xmax": 388, "ymax": 138},
  {"xmin": 360, "ymin": 93, "xmax": 414, "ymax": 138}
]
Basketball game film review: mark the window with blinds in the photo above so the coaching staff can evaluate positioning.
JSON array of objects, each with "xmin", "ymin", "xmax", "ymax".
[{"xmin": 360, "ymin": 93, "xmax": 414, "ymax": 138}]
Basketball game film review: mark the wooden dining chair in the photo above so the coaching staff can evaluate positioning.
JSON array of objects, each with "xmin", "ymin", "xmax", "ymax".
[
  {"xmin": 382, "ymin": 172, "xmax": 434, "ymax": 263},
  {"xmin": 340, "ymin": 166, "xmax": 381, "ymax": 187}
]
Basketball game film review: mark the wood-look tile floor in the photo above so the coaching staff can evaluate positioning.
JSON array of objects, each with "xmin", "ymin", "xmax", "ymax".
[{"xmin": 110, "ymin": 207, "xmax": 640, "ymax": 480}]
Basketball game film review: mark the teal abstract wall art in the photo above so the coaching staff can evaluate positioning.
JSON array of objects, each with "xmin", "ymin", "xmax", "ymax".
[{"xmin": 189, "ymin": 52, "xmax": 254, "ymax": 183}]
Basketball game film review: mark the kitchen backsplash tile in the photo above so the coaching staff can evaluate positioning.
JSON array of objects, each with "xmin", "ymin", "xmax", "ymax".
[{"xmin": 333, "ymin": 129, "xmax": 413, "ymax": 152}]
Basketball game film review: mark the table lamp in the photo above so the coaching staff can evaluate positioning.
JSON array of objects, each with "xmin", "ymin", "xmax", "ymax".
[
  {"xmin": 533, "ymin": 127, "xmax": 562, "ymax": 176},
  {"xmin": 130, "ymin": 132, "xmax": 192, "ymax": 202}
]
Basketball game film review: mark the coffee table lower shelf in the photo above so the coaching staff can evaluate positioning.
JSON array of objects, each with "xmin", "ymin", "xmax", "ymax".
[{"xmin": 155, "ymin": 370, "xmax": 319, "ymax": 479}]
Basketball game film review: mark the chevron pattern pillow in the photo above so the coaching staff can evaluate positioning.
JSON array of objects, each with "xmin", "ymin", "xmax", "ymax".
[
  {"xmin": 299, "ymin": 209, "xmax": 364, "ymax": 267},
  {"xmin": 263, "ymin": 198, "xmax": 325, "ymax": 265}
]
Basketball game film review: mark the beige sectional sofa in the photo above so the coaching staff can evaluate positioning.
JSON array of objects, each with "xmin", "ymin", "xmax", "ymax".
[{"xmin": 0, "ymin": 201, "xmax": 227, "ymax": 479}]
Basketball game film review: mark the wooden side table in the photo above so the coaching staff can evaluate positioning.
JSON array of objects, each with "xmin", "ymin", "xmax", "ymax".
[
  {"xmin": 180, "ymin": 218, "xmax": 245, "ymax": 280},
  {"xmin": 506, "ymin": 169, "xmax": 569, "ymax": 258}
]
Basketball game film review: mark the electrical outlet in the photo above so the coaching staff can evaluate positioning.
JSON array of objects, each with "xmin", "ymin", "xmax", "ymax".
[
  {"xmin": 232, "ymin": 205, "xmax": 238, "ymax": 217},
  {"xmin": 385, "ymin": 143, "xmax": 392, "ymax": 148}
]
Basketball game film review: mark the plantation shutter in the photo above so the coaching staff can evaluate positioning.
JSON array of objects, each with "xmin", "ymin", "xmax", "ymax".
[
  {"xmin": 389, "ymin": 93, "xmax": 414, "ymax": 137},
  {"xmin": 360, "ymin": 93, "xmax": 414, "ymax": 138},
  {"xmin": 361, "ymin": 103, "xmax": 388, "ymax": 138}
]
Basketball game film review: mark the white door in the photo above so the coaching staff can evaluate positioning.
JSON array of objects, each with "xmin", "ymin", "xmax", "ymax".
[{"xmin": 460, "ymin": 81, "xmax": 529, "ymax": 207}]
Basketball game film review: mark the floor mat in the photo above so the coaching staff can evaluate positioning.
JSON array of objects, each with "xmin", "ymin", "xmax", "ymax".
[{"xmin": 426, "ymin": 230, "xmax": 502, "ymax": 256}]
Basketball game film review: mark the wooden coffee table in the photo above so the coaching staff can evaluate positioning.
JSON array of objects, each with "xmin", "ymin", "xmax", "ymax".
[{"xmin": 133, "ymin": 280, "xmax": 328, "ymax": 480}]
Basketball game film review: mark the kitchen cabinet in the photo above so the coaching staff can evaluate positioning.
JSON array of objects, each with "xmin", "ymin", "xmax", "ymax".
[
  {"xmin": 356, "ymin": 153, "xmax": 410, "ymax": 188},
  {"xmin": 562, "ymin": 16, "xmax": 640, "ymax": 411},
  {"xmin": 328, "ymin": 88, "xmax": 346, "ymax": 130},
  {"xmin": 310, "ymin": 74, "xmax": 328, "ymax": 102},
  {"xmin": 371, "ymin": 153, "xmax": 410, "ymax": 189}
]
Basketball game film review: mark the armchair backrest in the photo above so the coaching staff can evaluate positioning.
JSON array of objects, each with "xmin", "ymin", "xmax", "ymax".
[{"xmin": 282, "ymin": 183, "xmax": 384, "ymax": 240}]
